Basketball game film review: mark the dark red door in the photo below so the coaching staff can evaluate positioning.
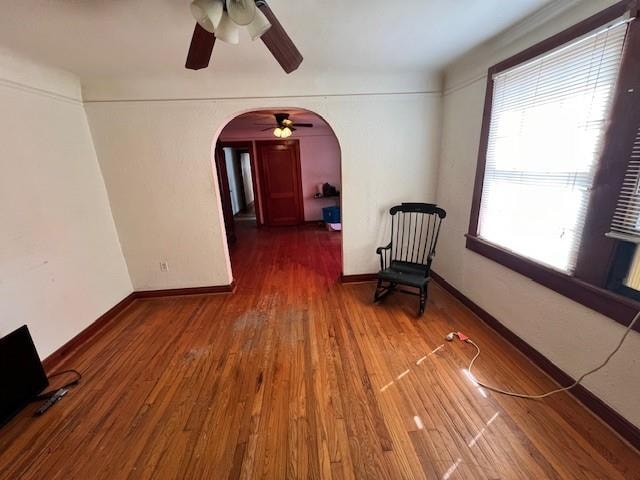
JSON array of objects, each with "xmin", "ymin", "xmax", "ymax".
[{"xmin": 257, "ymin": 140, "xmax": 304, "ymax": 226}]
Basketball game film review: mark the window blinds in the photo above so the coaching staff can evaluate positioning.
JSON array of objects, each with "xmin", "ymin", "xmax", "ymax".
[
  {"xmin": 477, "ymin": 19, "xmax": 628, "ymax": 273},
  {"xmin": 608, "ymin": 125, "xmax": 640, "ymax": 242}
]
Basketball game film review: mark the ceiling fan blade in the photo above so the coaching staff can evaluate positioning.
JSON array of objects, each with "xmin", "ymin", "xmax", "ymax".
[
  {"xmin": 257, "ymin": 2, "xmax": 303, "ymax": 74},
  {"xmin": 294, "ymin": 123, "xmax": 314, "ymax": 127},
  {"xmin": 185, "ymin": 23, "xmax": 216, "ymax": 70},
  {"xmin": 261, "ymin": 127, "xmax": 275, "ymax": 131}
]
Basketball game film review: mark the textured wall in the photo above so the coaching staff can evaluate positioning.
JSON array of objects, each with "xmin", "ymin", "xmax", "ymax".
[
  {"xmin": 436, "ymin": 0, "xmax": 640, "ymax": 428},
  {"xmin": 299, "ymin": 135, "xmax": 341, "ymax": 221},
  {"xmin": 0, "ymin": 50, "xmax": 132, "ymax": 358},
  {"xmin": 86, "ymin": 92, "xmax": 441, "ymax": 287}
]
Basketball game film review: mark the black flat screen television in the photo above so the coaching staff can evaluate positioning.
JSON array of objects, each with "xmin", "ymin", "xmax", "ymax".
[{"xmin": 0, "ymin": 325, "xmax": 49, "ymax": 427}]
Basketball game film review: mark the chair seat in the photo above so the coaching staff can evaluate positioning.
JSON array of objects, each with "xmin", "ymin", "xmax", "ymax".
[{"xmin": 377, "ymin": 261, "xmax": 430, "ymax": 288}]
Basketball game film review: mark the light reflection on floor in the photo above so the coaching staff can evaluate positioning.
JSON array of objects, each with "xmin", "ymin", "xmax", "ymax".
[
  {"xmin": 413, "ymin": 415, "xmax": 425, "ymax": 430},
  {"xmin": 442, "ymin": 458, "xmax": 462, "ymax": 480},
  {"xmin": 377, "ymin": 342, "xmax": 504, "ymax": 479},
  {"xmin": 378, "ymin": 344, "xmax": 445, "ymax": 393},
  {"xmin": 416, "ymin": 344, "xmax": 443, "ymax": 365},
  {"xmin": 379, "ymin": 381, "xmax": 394, "ymax": 392},
  {"xmin": 468, "ymin": 412, "xmax": 500, "ymax": 448},
  {"xmin": 463, "ymin": 368, "xmax": 488, "ymax": 398},
  {"xmin": 439, "ymin": 412, "xmax": 500, "ymax": 479}
]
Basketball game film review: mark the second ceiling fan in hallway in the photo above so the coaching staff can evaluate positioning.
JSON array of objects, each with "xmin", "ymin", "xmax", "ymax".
[{"xmin": 255, "ymin": 113, "xmax": 314, "ymax": 138}]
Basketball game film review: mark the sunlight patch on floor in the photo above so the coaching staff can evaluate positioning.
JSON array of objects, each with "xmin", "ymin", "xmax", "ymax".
[
  {"xmin": 442, "ymin": 458, "xmax": 462, "ymax": 480},
  {"xmin": 413, "ymin": 415, "xmax": 425, "ymax": 430},
  {"xmin": 463, "ymin": 368, "xmax": 487, "ymax": 398},
  {"xmin": 379, "ymin": 344, "xmax": 445, "ymax": 392}
]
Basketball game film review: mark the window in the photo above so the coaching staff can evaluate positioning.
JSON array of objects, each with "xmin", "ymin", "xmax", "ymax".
[
  {"xmin": 609, "ymin": 125, "xmax": 640, "ymax": 240},
  {"xmin": 467, "ymin": 0, "xmax": 640, "ymax": 328},
  {"xmin": 477, "ymin": 20, "xmax": 627, "ymax": 273}
]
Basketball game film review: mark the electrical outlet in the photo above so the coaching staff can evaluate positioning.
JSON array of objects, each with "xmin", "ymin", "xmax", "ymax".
[{"xmin": 159, "ymin": 261, "xmax": 169, "ymax": 272}]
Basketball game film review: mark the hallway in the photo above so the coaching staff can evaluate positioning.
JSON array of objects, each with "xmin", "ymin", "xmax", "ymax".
[{"xmin": 0, "ymin": 224, "xmax": 637, "ymax": 479}]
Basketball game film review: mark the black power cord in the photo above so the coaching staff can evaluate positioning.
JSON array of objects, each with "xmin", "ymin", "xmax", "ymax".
[{"xmin": 33, "ymin": 369, "xmax": 82, "ymax": 401}]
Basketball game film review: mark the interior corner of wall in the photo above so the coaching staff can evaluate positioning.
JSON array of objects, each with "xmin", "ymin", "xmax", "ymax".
[
  {"xmin": 433, "ymin": 101, "xmax": 447, "ymax": 206},
  {"xmin": 80, "ymin": 103, "xmax": 135, "ymax": 292}
]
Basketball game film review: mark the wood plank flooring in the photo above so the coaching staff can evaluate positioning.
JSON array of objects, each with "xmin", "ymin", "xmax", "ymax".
[{"xmin": 1, "ymin": 222, "xmax": 638, "ymax": 479}]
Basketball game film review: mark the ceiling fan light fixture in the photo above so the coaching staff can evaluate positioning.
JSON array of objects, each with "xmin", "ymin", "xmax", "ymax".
[
  {"xmin": 226, "ymin": 0, "xmax": 257, "ymax": 26},
  {"xmin": 280, "ymin": 127, "xmax": 292, "ymax": 138},
  {"xmin": 190, "ymin": 0, "xmax": 223, "ymax": 33},
  {"xmin": 247, "ymin": 8, "xmax": 272, "ymax": 41},
  {"xmin": 273, "ymin": 127, "xmax": 283, "ymax": 138},
  {"xmin": 185, "ymin": 1, "xmax": 303, "ymax": 72},
  {"xmin": 215, "ymin": 12, "xmax": 241, "ymax": 44}
]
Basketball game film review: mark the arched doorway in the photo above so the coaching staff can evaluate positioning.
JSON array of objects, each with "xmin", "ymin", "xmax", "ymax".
[{"xmin": 212, "ymin": 108, "xmax": 343, "ymax": 284}]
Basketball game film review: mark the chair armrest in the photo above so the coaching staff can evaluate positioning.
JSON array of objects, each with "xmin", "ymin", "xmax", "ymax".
[
  {"xmin": 376, "ymin": 243, "xmax": 392, "ymax": 271},
  {"xmin": 376, "ymin": 243, "xmax": 392, "ymax": 255}
]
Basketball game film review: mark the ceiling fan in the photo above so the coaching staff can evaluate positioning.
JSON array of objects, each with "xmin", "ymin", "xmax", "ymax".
[
  {"xmin": 185, "ymin": 0, "xmax": 303, "ymax": 74},
  {"xmin": 256, "ymin": 113, "xmax": 313, "ymax": 138}
]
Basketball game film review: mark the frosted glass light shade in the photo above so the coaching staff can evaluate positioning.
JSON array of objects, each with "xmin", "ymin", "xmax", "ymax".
[
  {"xmin": 226, "ymin": 0, "xmax": 256, "ymax": 26},
  {"xmin": 190, "ymin": 0, "xmax": 223, "ymax": 33},
  {"xmin": 215, "ymin": 12, "xmax": 241, "ymax": 45},
  {"xmin": 247, "ymin": 7, "xmax": 271, "ymax": 40},
  {"xmin": 273, "ymin": 128, "xmax": 283, "ymax": 138},
  {"xmin": 281, "ymin": 127, "xmax": 292, "ymax": 138}
]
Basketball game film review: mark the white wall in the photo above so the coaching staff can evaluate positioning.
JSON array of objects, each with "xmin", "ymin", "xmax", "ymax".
[
  {"xmin": 86, "ymin": 92, "xmax": 441, "ymax": 287},
  {"xmin": 82, "ymin": 72, "xmax": 441, "ymax": 103},
  {"xmin": 0, "ymin": 50, "xmax": 132, "ymax": 359},
  {"xmin": 223, "ymin": 148, "xmax": 242, "ymax": 215},
  {"xmin": 299, "ymin": 135, "xmax": 341, "ymax": 222},
  {"xmin": 436, "ymin": 0, "xmax": 640, "ymax": 428},
  {"xmin": 240, "ymin": 153, "xmax": 254, "ymax": 207}
]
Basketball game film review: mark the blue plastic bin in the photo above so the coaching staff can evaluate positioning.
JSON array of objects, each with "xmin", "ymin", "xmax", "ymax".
[{"xmin": 322, "ymin": 206, "xmax": 341, "ymax": 223}]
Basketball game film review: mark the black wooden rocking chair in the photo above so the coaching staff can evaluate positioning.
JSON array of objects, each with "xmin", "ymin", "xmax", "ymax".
[{"xmin": 374, "ymin": 203, "xmax": 446, "ymax": 316}]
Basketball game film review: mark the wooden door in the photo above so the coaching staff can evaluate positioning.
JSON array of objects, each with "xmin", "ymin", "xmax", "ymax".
[
  {"xmin": 214, "ymin": 142, "xmax": 236, "ymax": 244},
  {"xmin": 257, "ymin": 140, "xmax": 304, "ymax": 226}
]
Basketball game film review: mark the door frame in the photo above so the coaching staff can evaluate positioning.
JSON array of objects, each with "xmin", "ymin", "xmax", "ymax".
[
  {"xmin": 219, "ymin": 140, "xmax": 263, "ymax": 227},
  {"xmin": 214, "ymin": 142, "xmax": 237, "ymax": 244},
  {"xmin": 255, "ymin": 139, "xmax": 304, "ymax": 227}
]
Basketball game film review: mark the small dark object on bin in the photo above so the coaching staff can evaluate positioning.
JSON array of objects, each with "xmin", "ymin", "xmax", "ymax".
[{"xmin": 322, "ymin": 183, "xmax": 339, "ymax": 197}]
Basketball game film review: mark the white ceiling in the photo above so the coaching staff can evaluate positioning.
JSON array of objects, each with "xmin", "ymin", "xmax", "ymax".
[{"xmin": 0, "ymin": 0, "xmax": 552, "ymax": 81}]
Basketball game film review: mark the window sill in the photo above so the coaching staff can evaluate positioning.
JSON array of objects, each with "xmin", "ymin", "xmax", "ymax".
[{"xmin": 465, "ymin": 234, "xmax": 640, "ymax": 331}]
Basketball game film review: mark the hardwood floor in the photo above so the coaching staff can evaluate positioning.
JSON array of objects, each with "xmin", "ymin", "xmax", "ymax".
[{"xmin": 1, "ymin": 223, "xmax": 638, "ymax": 479}]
